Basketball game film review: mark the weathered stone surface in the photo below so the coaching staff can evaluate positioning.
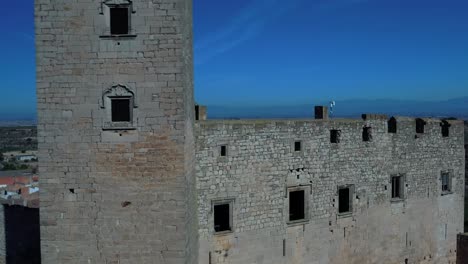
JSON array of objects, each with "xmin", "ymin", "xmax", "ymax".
[
  {"xmin": 196, "ymin": 118, "xmax": 465, "ymax": 264},
  {"xmin": 35, "ymin": 0, "xmax": 197, "ymax": 263}
]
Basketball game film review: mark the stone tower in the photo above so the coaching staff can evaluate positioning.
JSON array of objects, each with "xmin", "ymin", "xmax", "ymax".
[{"xmin": 35, "ymin": 0, "xmax": 197, "ymax": 263}]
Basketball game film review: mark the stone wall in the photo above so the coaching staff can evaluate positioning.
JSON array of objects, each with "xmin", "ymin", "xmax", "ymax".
[
  {"xmin": 35, "ymin": 0, "xmax": 197, "ymax": 263},
  {"xmin": 196, "ymin": 117, "xmax": 465, "ymax": 264}
]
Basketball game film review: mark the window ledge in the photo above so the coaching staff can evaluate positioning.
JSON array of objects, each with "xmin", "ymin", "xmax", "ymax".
[
  {"xmin": 441, "ymin": 191, "xmax": 453, "ymax": 196},
  {"xmin": 337, "ymin": 212, "xmax": 352, "ymax": 218},
  {"xmin": 102, "ymin": 127, "xmax": 137, "ymax": 131},
  {"xmin": 103, "ymin": 122, "xmax": 136, "ymax": 131},
  {"xmin": 287, "ymin": 219, "xmax": 309, "ymax": 226},
  {"xmin": 390, "ymin": 198, "xmax": 405, "ymax": 203},
  {"xmin": 213, "ymin": 230, "xmax": 233, "ymax": 236},
  {"xmin": 99, "ymin": 34, "xmax": 137, "ymax": 39}
]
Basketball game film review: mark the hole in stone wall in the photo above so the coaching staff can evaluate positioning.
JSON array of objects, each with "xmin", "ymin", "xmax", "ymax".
[
  {"xmin": 214, "ymin": 203, "xmax": 231, "ymax": 232},
  {"xmin": 69, "ymin": 189, "xmax": 74, "ymax": 194},
  {"xmin": 121, "ymin": 201, "xmax": 131, "ymax": 207},
  {"xmin": 388, "ymin": 117, "xmax": 397, "ymax": 133},
  {"xmin": 110, "ymin": 7, "xmax": 129, "ymax": 35},
  {"xmin": 294, "ymin": 141, "xmax": 301, "ymax": 152},
  {"xmin": 289, "ymin": 190, "xmax": 305, "ymax": 221},
  {"xmin": 220, "ymin": 145, "xmax": 227, "ymax": 157},
  {"xmin": 330, "ymin": 130, "xmax": 341, "ymax": 143}
]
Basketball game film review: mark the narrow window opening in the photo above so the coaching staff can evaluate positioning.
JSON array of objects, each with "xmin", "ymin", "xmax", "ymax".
[
  {"xmin": 391, "ymin": 175, "xmax": 403, "ymax": 199},
  {"xmin": 338, "ymin": 187, "xmax": 350, "ymax": 214},
  {"xmin": 416, "ymin": 118, "xmax": 426, "ymax": 134},
  {"xmin": 362, "ymin": 127, "xmax": 372, "ymax": 142},
  {"xmin": 330, "ymin": 130, "xmax": 341, "ymax": 143},
  {"xmin": 441, "ymin": 120, "xmax": 450, "ymax": 137},
  {"xmin": 110, "ymin": 7, "xmax": 129, "ymax": 35},
  {"xmin": 195, "ymin": 105, "xmax": 200, "ymax": 121},
  {"xmin": 111, "ymin": 98, "xmax": 131, "ymax": 122},
  {"xmin": 289, "ymin": 190, "xmax": 305, "ymax": 221},
  {"xmin": 220, "ymin": 145, "xmax": 227, "ymax": 157},
  {"xmin": 441, "ymin": 172, "xmax": 451, "ymax": 194},
  {"xmin": 214, "ymin": 203, "xmax": 231, "ymax": 232},
  {"xmin": 388, "ymin": 117, "xmax": 397, "ymax": 133},
  {"xmin": 294, "ymin": 141, "xmax": 301, "ymax": 152}
]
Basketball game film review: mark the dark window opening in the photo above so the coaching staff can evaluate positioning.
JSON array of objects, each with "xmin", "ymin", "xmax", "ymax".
[
  {"xmin": 294, "ymin": 141, "xmax": 301, "ymax": 152},
  {"xmin": 195, "ymin": 105, "xmax": 200, "ymax": 121},
  {"xmin": 110, "ymin": 7, "xmax": 129, "ymax": 35},
  {"xmin": 111, "ymin": 98, "xmax": 131, "ymax": 122},
  {"xmin": 214, "ymin": 203, "xmax": 231, "ymax": 232},
  {"xmin": 441, "ymin": 173, "xmax": 451, "ymax": 192},
  {"xmin": 388, "ymin": 117, "xmax": 397, "ymax": 133},
  {"xmin": 416, "ymin": 118, "xmax": 426, "ymax": 134},
  {"xmin": 338, "ymin": 188, "xmax": 350, "ymax": 213},
  {"xmin": 289, "ymin": 190, "xmax": 305, "ymax": 221},
  {"xmin": 441, "ymin": 120, "xmax": 450, "ymax": 137},
  {"xmin": 220, "ymin": 145, "xmax": 227, "ymax": 157},
  {"xmin": 330, "ymin": 130, "xmax": 341, "ymax": 143},
  {"xmin": 362, "ymin": 127, "xmax": 372, "ymax": 142},
  {"xmin": 391, "ymin": 176, "xmax": 403, "ymax": 199}
]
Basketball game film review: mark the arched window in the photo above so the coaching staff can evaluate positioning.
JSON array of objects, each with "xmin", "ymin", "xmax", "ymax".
[{"xmin": 101, "ymin": 84, "xmax": 137, "ymax": 129}]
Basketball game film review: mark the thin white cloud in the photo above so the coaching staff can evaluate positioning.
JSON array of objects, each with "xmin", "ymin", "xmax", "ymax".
[{"xmin": 194, "ymin": 0, "xmax": 370, "ymax": 65}]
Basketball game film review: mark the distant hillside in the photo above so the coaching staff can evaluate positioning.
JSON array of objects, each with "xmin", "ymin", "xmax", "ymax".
[{"xmin": 0, "ymin": 126, "xmax": 37, "ymax": 152}]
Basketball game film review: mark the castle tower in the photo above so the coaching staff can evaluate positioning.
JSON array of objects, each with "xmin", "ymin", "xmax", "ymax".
[{"xmin": 35, "ymin": 0, "xmax": 197, "ymax": 263}]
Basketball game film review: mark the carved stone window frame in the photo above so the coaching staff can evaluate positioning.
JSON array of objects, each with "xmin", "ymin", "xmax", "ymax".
[
  {"xmin": 101, "ymin": 84, "xmax": 137, "ymax": 130},
  {"xmin": 99, "ymin": 0, "xmax": 137, "ymax": 38}
]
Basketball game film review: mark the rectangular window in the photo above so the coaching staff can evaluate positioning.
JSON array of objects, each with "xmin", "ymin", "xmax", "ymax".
[
  {"xmin": 294, "ymin": 141, "xmax": 301, "ymax": 152},
  {"xmin": 110, "ymin": 7, "xmax": 129, "ymax": 35},
  {"xmin": 330, "ymin": 130, "xmax": 341, "ymax": 143},
  {"xmin": 289, "ymin": 190, "xmax": 305, "ymax": 221},
  {"xmin": 338, "ymin": 187, "xmax": 351, "ymax": 214},
  {"xmin": 214, "ymin": 203, "xmax": 231, "ymax": 233},
  {"xmin": 111, "ymin": 98, "xmax": 131, "ymax": 122},
  {"xmin": 220, "ymin": 145, "xmax": 227, "ymax": 157},
  {"xmin": 391, "ymin": 175, "xmax": 403, "ymax": 199},
  {"xmin": 441, "ymin": 172, "xmax": 452, "ymax": 194}
]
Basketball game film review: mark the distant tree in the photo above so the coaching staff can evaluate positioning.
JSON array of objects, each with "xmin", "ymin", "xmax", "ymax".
[
  {"xmin": 19, "ymin": 164, "xmax": 28, "ymax": 170},
  {"xmin": 21, "ymin": 150, "xmax": 26, "ymax": 153}
]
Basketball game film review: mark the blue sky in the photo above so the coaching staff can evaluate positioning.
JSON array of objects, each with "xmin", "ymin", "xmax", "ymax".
[{"xmin": 1, "ymin": 0, "xmax": 468, "ymax": 118}]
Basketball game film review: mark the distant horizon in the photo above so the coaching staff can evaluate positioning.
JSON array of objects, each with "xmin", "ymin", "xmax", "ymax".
[
  {"xmin": 3, "ymin": 96, "xmax": 468, "ymax": 122},
  {"xmin": 1, "ymin": 0, "xmax": 468, "ymax": 116}
]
